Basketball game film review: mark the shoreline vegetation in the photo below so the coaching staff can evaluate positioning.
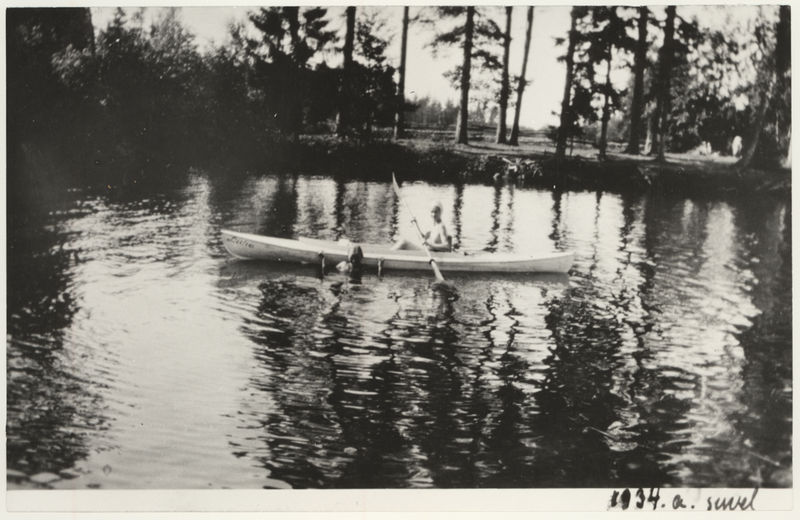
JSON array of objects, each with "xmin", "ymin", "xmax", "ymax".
[
  {"xmin": 267, "ymin": 131, "xmax": 791, "ymax": 196},
  {"xmin": 7, "ymin": 6, "xmax": 791, "ymax": 205},
  {"xmin": 13, "ymin": 127, "xmax": 790, "ymax": 203}
]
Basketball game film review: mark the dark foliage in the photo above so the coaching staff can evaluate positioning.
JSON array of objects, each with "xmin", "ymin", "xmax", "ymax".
[{"xmin": 6, "ymin": 5, "xmax": 791, "ymax": 201}]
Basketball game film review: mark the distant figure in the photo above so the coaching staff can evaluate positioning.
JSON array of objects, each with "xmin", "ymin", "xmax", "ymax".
[
  {"xmin": 731, "ymin": 135, "xmax": 743, "ymax": 157},
  {"xmin": 393, "ymin": 201, "xmax": 453, "ymax": 252},
  {"xmin": 643, "ymin": 133, "xmax": 652, "ymax": 155}
]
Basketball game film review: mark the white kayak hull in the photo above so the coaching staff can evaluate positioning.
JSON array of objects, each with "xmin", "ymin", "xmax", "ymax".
[{"xmin": 221, "ymin": 230, "xmax": 574, "ymax": 274}]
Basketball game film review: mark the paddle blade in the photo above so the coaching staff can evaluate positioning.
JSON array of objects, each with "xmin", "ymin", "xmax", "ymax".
[
  {"xmin": 429, "ymin": 258, "xmax": 445, "ymax": 283},
  {"xmin": 391, "ymin": 172, "xmax": 401, "ymax": 197},
  {"xmin": 432, "ymin": 279, "xmax": 458, "ymax": 295}
]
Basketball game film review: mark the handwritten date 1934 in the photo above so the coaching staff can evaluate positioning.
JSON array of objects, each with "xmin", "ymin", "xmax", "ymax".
[
  {"xmin": 609, "ymin": 488, "xmax": 661, "ymax": 510},
  {"xmin": 609, "ymin": 488, "xmax": 759, "ymax": 511}
]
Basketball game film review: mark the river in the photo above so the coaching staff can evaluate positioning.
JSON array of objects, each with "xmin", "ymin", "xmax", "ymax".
[{"xmin": 6, "ymin": 172, "xmax": 792, "ymax": 488}]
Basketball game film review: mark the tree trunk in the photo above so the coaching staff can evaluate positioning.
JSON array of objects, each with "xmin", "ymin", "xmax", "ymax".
[
  {"xmin": 555, "ymin": 7, "xmax": 579, "ymax": 160},
  {"xmin": 625, "ymin": 6, "xmax": 648, "ymax": 154},
  {"xmin": 285, "ymin": 7, "xmax": 302, "ymax": 139},
  {"xmin": 653, "ymin": 6, "xmax": 675, "ymax": 162},
  {"xmin": 455, "ymin": 6, "xmax": 475, "ymax": 145},
  {"xmin": 336, "ymin": 6, "xmax": 356, "ymax": 137},
  {"xmin": 644, "ymin": 115, "xmax": 654, "ymax": 154},
  {"xmin": 782, "ymin": 135, "xmax": 791, "ymax": 168},
  {"xmin": 776, "ymin": 5, "xmax": 791, "ymax": 83},
  {"xmin": 393, "ymin": 6, "xmax": 410, "ymax": 139},
  {"xmin": 740, "ymin": 5, "xmax": 790, "ymax": 168},
  {"xmin": 509, "ymin": 7, "xmax": 534, "ymax": 146},
  {"xmin": 776, "ymin": 5, "xmax": 791, "ymax": 167},
  {"xmin": 286, "ymin": 6, "xmax": 300, "ymax": 50},
  {"xmin": 495, "ymin": 6, "xmax": 513, "ymax": 144},
  {"xmin": 739, "ymin": 78, "xmax": 775, "ymax": 168},
  {"xmin": 599, "ymin": 55, "xmax": 612, "ymax": 160}
]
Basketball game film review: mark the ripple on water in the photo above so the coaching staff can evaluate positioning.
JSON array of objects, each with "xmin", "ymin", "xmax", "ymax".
[{"xmin": 6, "ymin": 174, "xmax": 792, "ymax": 488}]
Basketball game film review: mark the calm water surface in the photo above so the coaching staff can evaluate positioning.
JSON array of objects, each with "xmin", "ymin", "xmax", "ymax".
[{"xmin": 6, "ymin": 172, "xmax": 791, "ymax": 488}]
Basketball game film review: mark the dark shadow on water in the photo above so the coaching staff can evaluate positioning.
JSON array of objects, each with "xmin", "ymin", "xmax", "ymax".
[
  {"xmin": 220, "ymin": 247, "xmax": 579, "ymax": 488},
  {"xmin": 6, "ymin": 192, "xmax": 112, "ymax": 481}
]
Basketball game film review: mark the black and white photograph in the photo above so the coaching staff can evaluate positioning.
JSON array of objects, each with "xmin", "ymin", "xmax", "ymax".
[{"xmin": 3, "ymin": 0, "xmax": 794, "ymax": 514}]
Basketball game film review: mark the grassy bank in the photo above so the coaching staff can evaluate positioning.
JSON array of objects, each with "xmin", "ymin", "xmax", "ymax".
[
  {"xmin": 10, "ymin": 130, "xmax": 790, "ymax": 201},
  {"xmin": 255, "ymin": 132, "xmax": 791, "ymax": 197}
]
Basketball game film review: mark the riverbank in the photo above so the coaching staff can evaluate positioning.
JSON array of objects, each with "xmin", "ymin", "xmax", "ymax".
[
  {"xmin": 9, "ymin": 132, "xmax": 790, "ymax": 200},
  {"xmin": 257, "ymin": 134, "xmax": 790, "ymax": 197}
]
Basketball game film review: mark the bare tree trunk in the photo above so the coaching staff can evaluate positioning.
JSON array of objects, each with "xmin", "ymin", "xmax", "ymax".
[
  {"xmin": 336, "ymin": 6, "xmax": 356, "ymax": 137},
  {"xmin": 495, "ymin": 6, "xmax": 512, "ymax": 144},
  {"xmin": 599, "ymin": 55, "xmax": 612, "ymax": 160},
  {"xmin": 556, "ymin": 7, "xmax": 579, "ymax": 160},
  {"xmin": 625, "ymin": 6, "xmax": 648, "ymax": 154},
  {"xmin": 644, "ymin": 115, "xmax": 654, "ymax": 155},
  {"xmin": 286, "ymin": 6, "xmax": 300, "ymax": 49},
  {"xmin": 285, "ymin": 7, "xmax": 302, "ymax": 139},
  {"xmin": 782, "ymin": 136, "xmax": 791, "ymax": 168},
  {"xmin": 509, "ymin": 6, "xmax": 534, "ymax": 146},
  {"xmin": 739, "ymin": 79, "xmax": 775, "ymax": 168},
  {"xmin": 393, "ymin": 6, "xmax": 410, "ymax": 139},
  {"xmin": 777, "ymin": 5, "xmax": 791, "ymax": 167},
  {"xmin": 739, "ymin": 6, "xmax": 789, "ymax": 168},
  {"xmin": 653, "ymin": 6, "xmax": 675, "ymax": 162},
  {"xmin": 455, "ymin": 6, "xmax": 475, "ymax": 145},
  {"xmin": 775, "ymin": 6, "xmax": 791, "ymax": 78}
]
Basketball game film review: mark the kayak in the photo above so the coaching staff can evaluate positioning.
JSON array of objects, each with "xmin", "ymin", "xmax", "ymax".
[{"xmin": 221, "ymin": 230, "xmax": 574, "ymax": 274}]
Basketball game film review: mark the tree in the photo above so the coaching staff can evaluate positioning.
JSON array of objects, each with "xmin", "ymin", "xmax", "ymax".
[
  {"xmin": 7, "ymin": 7, "xmax": 95, "ymax": 139},
  {"xmin": 560, "ymin": 7, "xmax": 639, "ymax": 160},
  {"xmin": 247, "ymin": 7, "xmax": 336, "ymax": 138},
  {"xmin": 7, "ymin": 7, "xmax": 96, "ymax": 190},
  {"xmin": 665, "ymin": 19, "xmax": 740, "ymax": 154},
  {"xmin": 336, "ymin": 6, "xmax": 356, "ymax": 136},
  {"xmin": 495, "ymin": 7, "xmax": 512, "ymax": 144},
  {"xmin": 625, "ymin": 7, "xmax": 649, "ymax": 154},
  {"xmin": 555, "ymin": 7, "xmax": 581, "ymax": 160},
  {"xmin": 42, "ymin": 8, "xmax": 219, "ymax": 181},
  {"xmin": 350, "ymin": 10, "xmax": 397, "ymax": 138},
  {"xmin": 204, "ymin": 24, "xmax": 266, "ymax": 154},
  {"xmin": 455, "ymin": 7, "xmax": 476, "ymax": 144},
  {"xmin": 429, "ymin": 7, "xmax": 505, "ymax": 144},
  {"xmin": 652, "ymin": 6, "xmax": 676, "ymax": 161},
  {"xmin": 739, "ymin": 5, "xmax": 790, "ymax": 168},
  {"xmin": 393, "ymin": 6, "xmax": 410, "ymax": 139},
  {"xmin": 509, "ymin": 7, "xmax": 534, "ymax": 146},
  {"xmin": 582, "ymin": 7, "xmax": 635, "ymax": 159},
  {"xmin": 405, "ymin": 95, "xmax": 458, "ymax": 128},
  {"xmin": 776, "ymin": 5, "xmax": 791, "ymax": 167}
]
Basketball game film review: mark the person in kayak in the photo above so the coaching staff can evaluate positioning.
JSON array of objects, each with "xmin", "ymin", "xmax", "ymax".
[{"xmin": 393, "ymin": 201, "xmax": 453, "ymax": 252}]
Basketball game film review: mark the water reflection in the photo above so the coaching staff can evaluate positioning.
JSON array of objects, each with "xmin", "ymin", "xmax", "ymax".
[
  {"xmin": 7, "ymin": 193, "xmax": 108, "ymax": 481},
  {"xmin": 6, "ymin": 171, "xmax": 791, "ymax": 489}
]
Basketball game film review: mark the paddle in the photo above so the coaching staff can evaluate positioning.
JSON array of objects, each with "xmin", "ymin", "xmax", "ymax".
[{"xmin": 391, "ymin": 173, "xmax": 448, "ymax": 284}]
